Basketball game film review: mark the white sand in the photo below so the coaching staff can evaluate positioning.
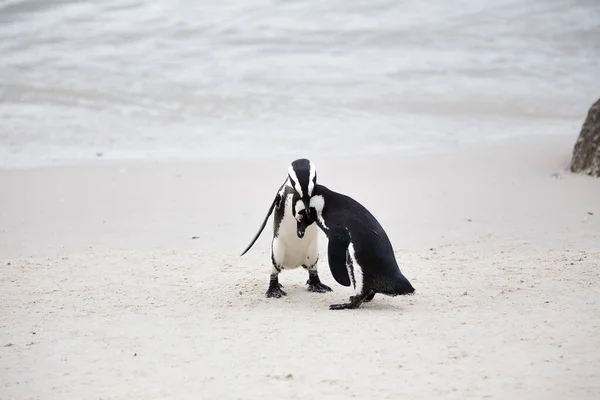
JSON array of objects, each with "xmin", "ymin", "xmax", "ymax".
[{"xmin": 1, "ymin": 135, "xmax": 599, "ymax": 399}]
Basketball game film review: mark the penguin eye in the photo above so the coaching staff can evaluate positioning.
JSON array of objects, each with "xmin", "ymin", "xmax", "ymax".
[{"xmin": 297, "ymin": 214, "xmax": 303, "ymax": 221}]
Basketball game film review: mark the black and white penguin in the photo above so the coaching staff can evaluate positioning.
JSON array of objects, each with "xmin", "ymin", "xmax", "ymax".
[
  {"xmin": 241, "ymin": 159, "xmax": 332, "ymax": 298},
  {"xmin": 308, "ymin": 184, "xmax": 415, "ymax": 310}
]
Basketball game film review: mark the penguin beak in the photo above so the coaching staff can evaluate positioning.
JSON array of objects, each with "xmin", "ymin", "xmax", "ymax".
[{"xmin": 297, "ymin": 218, "xmax": 306, "ymax": 238}]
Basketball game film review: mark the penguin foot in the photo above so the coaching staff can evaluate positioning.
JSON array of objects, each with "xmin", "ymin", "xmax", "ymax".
[
  {"xmin": 266, "ymin": 284, "xmax": 287, "ymax": 298},
  {"xmin": 308, "ymin": 282, "xmax": 332, "ymax": 293},
  {"xmin": 349, "ymin": 292, "xmax": 375, "ymax": 303},
  {"xmin": 306, "ymin": 270, "xmax": 332, "ymax": 293},
  {"xmin": 330, "ymin": 293, "xmax": 370, "ymax": 310},
  {"xmin": 363, "ymin": 292, "xmax": 376, "ymax": 302},
  {"xmin": 329, "ymin": 302, "xmax": 357, "ymax": 310},
  {"xmin": 266, "ymin": 274, "xmax": 286, "ymax": 298},
  {"xmin": 306, "ymin": 280, "xmax": 332, "ymax": 293}
]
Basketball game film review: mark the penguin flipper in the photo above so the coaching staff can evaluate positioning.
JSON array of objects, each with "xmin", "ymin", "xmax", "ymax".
[
  {"xmin": 327, "ymin": 227, "xmax": 352, "ymax": 287},
  {"xmin": 240, "ymin": 193, "xmax": 281, "ymax": 256}
]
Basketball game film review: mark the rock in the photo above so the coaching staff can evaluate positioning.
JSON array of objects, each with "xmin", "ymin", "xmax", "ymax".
[{"xmin": 570, "ymin": 97, "xmax": 600, "ymax": 177}]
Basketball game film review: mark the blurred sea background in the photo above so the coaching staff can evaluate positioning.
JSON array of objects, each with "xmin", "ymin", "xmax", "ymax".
[{"xmin": 0, "ymin": 0, "xmax": 599, "ymax": 167}]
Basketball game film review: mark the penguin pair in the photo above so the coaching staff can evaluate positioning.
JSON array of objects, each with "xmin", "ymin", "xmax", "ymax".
[{"xmin": 241, "ymin": 158, "xmax": 415, "ymax": 310}]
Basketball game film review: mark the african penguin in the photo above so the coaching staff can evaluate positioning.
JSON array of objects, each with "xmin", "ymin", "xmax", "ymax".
[
  {"xmin": 241, "ymin": 159, "xmax": 332, "ymax": 298},
  {"xmin": 307, "ymin": 184, "xmax": 415, "ymax": 310}
]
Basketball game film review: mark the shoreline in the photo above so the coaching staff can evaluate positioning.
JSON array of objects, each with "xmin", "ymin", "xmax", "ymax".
[{"xmin": 0, "ymin": 130, "xmax": 581, "ymax": 171}]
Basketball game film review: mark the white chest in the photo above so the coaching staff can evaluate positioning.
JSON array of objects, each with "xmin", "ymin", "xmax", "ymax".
[{"xmin": 274, "ymin": 194, "xmax": 318, "ymax": 268}]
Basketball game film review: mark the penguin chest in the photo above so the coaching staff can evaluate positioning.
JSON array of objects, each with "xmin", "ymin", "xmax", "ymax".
[{"xmin": 276, "ymin": 213, "xmax": 318, "ymax": 268}]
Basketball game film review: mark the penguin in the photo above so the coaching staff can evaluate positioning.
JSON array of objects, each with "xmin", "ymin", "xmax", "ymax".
[
  {"xmin": 241, "ymin": 159, "xmax": 332, "ymax": 298},
  {"xmin": 307, "ymin": 184, "xmax": 415, "ymax": 310}
]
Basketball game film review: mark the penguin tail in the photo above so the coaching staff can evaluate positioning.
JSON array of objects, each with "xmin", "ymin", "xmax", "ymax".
[{"xmin": 393, "ymin": 275, "xmax": 415, "ymax": 296}]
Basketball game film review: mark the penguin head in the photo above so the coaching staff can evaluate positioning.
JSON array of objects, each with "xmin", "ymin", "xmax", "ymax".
[
  {"xmin": 288, "ymin": 158, "xmax": 317, "ymax": 221},
  {"xmin": 293, "ymin": 199, "xmax": 311, "ymax": 239},
  {"xmin": 296, "ymin": 211, "xmax": 309, "ymax": 239}
]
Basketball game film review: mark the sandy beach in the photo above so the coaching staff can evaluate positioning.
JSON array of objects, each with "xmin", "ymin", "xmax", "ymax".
[{"xmin": 1, "ymin": 135, "xmax": 599, "ymax": 399}]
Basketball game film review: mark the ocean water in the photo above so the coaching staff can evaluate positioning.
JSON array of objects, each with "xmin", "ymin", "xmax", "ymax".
[{"xmin": 0, "ymin": 0, "xmax": 599, "ymax": 167}]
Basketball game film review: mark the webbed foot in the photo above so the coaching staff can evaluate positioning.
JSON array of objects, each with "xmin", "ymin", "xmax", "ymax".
[
  {"xmin": 329, "ymin": 302, "xmax": 356, "ymax": 310},
  {"xmin": 308, "ymin": 282, "xmax": 332, "ymax": 293},
  {"xmin": 330, "ymin": 293, "xmax": 370, "ymax": 310},
  {"xmin": 307, "ymin": 280, "xmax": 332, "ymax": 293},
  {"xmin": 266, "ymin": 284, "xmax": 287, "ymax": 298},
  {"xmin": 306, "ymin": 270, "xmax": 332, "ymax": 293},
  {"xmin": 266, "ymin": 275, "xmax": 286, "ymax": 298}
]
